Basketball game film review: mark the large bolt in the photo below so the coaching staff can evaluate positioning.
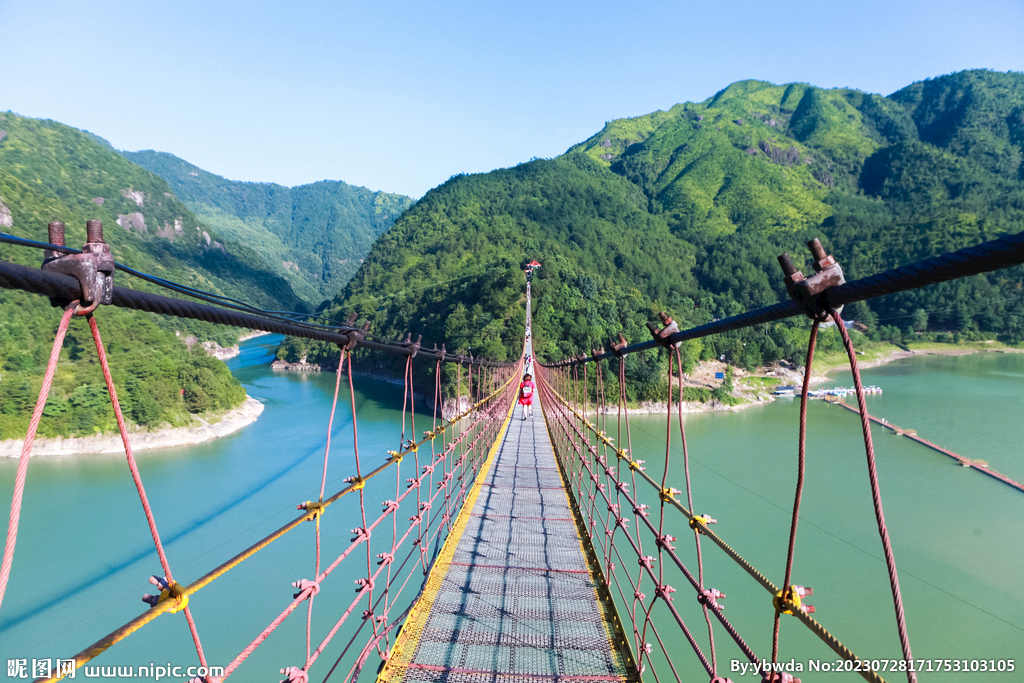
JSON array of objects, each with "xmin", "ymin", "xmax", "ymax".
[
  {"xmin": 807, "ymin": 238, "xmax": 828, "ymax": 262},
  {"xmin": 806, "ymin": 238, "xmax": 836, "ymax": 272},
  {"xmin": 86, "ymin": 220, "xmax": 104, "ymax": 244},
  {"xmin": 777, "ymin": 253, "xmax": 798, "ymax": 277},
  {"xmin": 48, "ymin": 221, "xmax": 66, "ymax": 247}
]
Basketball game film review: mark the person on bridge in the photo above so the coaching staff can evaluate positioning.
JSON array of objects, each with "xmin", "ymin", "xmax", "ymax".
[{"xmin": 518, "ymin": 373, "xmax": 535, "ymax": 420}]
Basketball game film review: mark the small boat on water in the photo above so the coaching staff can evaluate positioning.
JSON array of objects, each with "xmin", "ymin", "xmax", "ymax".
[{"xmin": 774, "ymin": 385, "xmax": 882, "ymax": 398}]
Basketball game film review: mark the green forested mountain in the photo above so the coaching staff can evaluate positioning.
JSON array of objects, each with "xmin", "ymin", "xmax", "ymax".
[
  {"xmin": 0, "ymin": 112, "xmax": 304, "ymax": 438},
  {"xmin": 123, "ymin": 150, "xmax": 414, "ymax": 303},
  {"xmin": 285, "ymin": 70, "xmax": 1024, "ymax": 398}
]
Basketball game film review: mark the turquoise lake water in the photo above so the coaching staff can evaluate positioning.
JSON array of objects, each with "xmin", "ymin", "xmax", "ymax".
[{"xmin": 1, "ymin": 338, "xmax": 1021, "ymax": 682}]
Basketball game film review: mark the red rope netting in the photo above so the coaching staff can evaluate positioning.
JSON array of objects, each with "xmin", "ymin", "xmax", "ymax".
[
  {"xmin": 1, "ymin": 304, "xmax": 519, "ymax": 683},
  {"xmin": 538, "ymin": 316, "xmax": 910, "ymax": 683}
]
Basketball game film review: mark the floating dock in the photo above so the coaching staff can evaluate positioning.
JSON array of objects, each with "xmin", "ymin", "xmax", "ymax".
[{"xmin": 832, "ymin": 400, "xmax": 1024, "ymax": 495}]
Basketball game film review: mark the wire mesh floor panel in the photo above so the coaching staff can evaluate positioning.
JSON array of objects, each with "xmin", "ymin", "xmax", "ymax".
[{"xmin": 382, "ymin": 405, "xmax": 631, "ymax": 683}]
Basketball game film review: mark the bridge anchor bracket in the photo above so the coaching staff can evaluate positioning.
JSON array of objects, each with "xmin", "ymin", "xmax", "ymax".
[{"xmin": 777, "ymin": 238, "xmax": 845, "ymax": 321}]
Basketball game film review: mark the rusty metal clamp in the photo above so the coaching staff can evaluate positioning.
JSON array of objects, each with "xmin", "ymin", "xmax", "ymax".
[
  {"xmin": 777, "ymin": 238, "xmax": 845, "ymax": 321},
  {"xmin": 399, "ymin": 334, "xmax": 421, "ymax": 358},
  {"xmin": 609, "ymin": 333, "xmax": 628, "ymax": 358},
  {"xmin": 342, "ymin": 320, "xmax": 370, "ymax": 351},
  {"xmin": 591, "ymin": 346, "xmax": 605, "ymax": 363},
  {"xmin": 646, "ymin": 311, "xmax": 681, "ymax": 349},
  {"xmin": 41, "ymin": 220, "xmax": 114, "ymax": 315}
]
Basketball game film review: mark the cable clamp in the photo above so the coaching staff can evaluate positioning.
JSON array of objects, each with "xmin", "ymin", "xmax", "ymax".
[
  {"xmin": 41, "ymin": 220, "xmax": 114, "ymax": 314},
  {"xmin": 279, "ymin": 666, "xmax": 309, "ymax": 683},
  {"xmin": 298, "ymin": 501, "xmax": 325, "ymax": 521},
  {"xmin": 141, "ymin": 576, "xmax": 189, "ymax": 613},
  {"xmin": 354, "ymin": 577, "xmax": 375, "ymax": 593},
  {"xmin": 647, "ymin": 312, "xmax": 681, "ymax": 349},
  {"xmin": 610, "ymin": 333, "xmax": 629, "ymax": 358},
  {"xmin": 633, "ymin": 503, "xmax": 650, "ymax": 518},
  {"xmin": 350, "ymin": 527, "xmax": 370, "ymax": 543},
  {"xmin": 761, "ymin": 674, "xmax": 800, "ymax": 683},
  {"xmin": 659, "ymin": 487, "xmax": 681, "ymax": 504},
  {"xmin": 638, "ymin": 555, "xmax": 655, "ymax": 570},
  {"xmin": 291, "ymin": 579, "xmax": 320, "ymax": 600},
  {"xmin": 381, "ymin": 499, "xmax": 399, "ymax": 513},
  {"xmin": 698, "ymin": 588, "xmax": 726, "ymax": 610},
  {"xmin": 342, "ymin": 321, "xmax": 371, "ymax": 351},
  {"xmin": 343, "ymin": 475, "xmax": 366, "ymax": 490},
  {"xmin": 377, "ymin": 552, "xmax": 395, "ymax": 566},
  {"xmin": 655, "ymin": 583, "xmax": 676, "ymax": 600},
  {"xmin": 656, "ymin": 534, "xmax": 676, "ymax": 551},
  {"xmin": 773, "ymin": 585, "xmax": 814, "ymax": 615},
  {"xmin": 386, "ymin": 450, "xmax": 403, "ymax": 464},
  {"xmin": 777, "ymin": 238, "xmax": 846, "ymax": 320},
  {"xmin": 689, "ymin": 514, "xmax": 717, "ymax": 533},
  {"xmin": 628, "ymin": 459, "xmax": 645, "ymax": 472}
]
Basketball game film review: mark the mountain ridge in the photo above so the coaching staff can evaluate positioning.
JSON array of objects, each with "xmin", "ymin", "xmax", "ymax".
[
  {"xmin": 285, "ymin": 69, "xmax": 1024, "ymax": 398},
  {"xmin": 0, "ymin": 112, "xmax": 305, "ymax": 439},
  {"xmin": 123, "ymin": 150, "xmax": 414, "ymax": 304}
]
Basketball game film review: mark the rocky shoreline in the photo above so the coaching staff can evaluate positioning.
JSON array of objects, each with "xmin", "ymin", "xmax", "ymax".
[{"xmin": 0, "ymin": 396, "xmax": 264, "ymax": 458}]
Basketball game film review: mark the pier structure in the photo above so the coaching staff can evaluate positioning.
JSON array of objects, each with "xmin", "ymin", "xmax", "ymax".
[{"xmin": 832, "ymin": 401, "xmax": 1024, "ymax": 494}]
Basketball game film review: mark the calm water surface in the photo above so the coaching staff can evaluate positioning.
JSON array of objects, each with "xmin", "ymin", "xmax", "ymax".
[{"xmin": 1, "ymin": 341, "xmax": 1021, "ymax": 682}]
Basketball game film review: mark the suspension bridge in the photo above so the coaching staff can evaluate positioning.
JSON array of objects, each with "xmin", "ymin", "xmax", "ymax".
[{"xmin": 1, "ymin": 223, "xmax": 1023, "ymax": 683}]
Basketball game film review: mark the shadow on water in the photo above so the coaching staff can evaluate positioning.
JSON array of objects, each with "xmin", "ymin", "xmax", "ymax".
[{"xmin": 0, "ymin": 410, "xmax": 357, "ymax": 634}]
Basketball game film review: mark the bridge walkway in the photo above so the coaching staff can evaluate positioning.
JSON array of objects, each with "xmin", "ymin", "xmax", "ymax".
[{"xmin": 377, "ymin": 398, "xmax": 635, "ymax": 683}]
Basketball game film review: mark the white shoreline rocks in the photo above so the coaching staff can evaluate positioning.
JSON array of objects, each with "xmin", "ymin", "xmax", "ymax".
[{"xmin": 0, "ymin": 396, "xmax": 264, "ymax": 458}]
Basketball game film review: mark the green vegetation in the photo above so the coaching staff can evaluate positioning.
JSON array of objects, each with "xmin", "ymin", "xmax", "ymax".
[
  {"xmin": 0, "ymin": 112, "xmax": 302, "ymax": 438},
  {"xmin": 291, "ymin": 69, "xmax": 1024, "ymax": 402},
  {"xmin": 124, "ymin": 151, "xmax": 414, "ymax": 303}
]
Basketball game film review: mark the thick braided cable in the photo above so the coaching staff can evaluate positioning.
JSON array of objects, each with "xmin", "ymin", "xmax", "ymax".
[
  {"xmin": 0, "ymin": 261, "xmax": 512, "ymax": 369},
  {"xmin": 833, "ymin": 311, "xmax": 916, "ymax": 683},
  {"xmin": 772, "ymin": 320, "xmax": 820, "ymax": 663},
  {"xmin": 0, "ymin": 303, "xmax": 76, "ymax": 612},
  {"xmin": 541, "ymin": 229, "xmax": 1024, "ymax": 369}
]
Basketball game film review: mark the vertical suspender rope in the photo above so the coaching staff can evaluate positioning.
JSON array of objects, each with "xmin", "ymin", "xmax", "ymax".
[
  {"xmin": 673, "ymin": 346, "xmax": 717, "ymax": 675},
  {"xmin": 833, "ymin": 311, "xmax": 916, "ymax": 683},
  {"xmin": 0, "ymin": 302, "xmax": 77, "ymax": 612},
  {"xmin": 773, "ymin": 320, "xmax": 820, "ymax": 663},
  {"xmin": 87, "ymin": 312, "xmax": 208, "ymax": 669}
]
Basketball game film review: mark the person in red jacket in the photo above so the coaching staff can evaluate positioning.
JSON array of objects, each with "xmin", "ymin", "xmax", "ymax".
[{"xmin": 518, "ymin": 373, "xmax": 536, "ymax": 420}]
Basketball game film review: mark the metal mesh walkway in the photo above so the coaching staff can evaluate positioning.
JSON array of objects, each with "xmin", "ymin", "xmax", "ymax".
[{"xmin": 378, "ymin": 400, "xmax": 636, "ymax": 683}]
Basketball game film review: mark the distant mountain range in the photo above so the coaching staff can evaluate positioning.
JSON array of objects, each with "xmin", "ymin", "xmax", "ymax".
[
  {"xmin": 285, "ymin": 69, "xmax": 1024, "ymax": 392},
  {"xmin": 123, "ymin": 150, "xmax": 413, "ymax": 304},
  {"xmin": 0, "ymin": 111, "xmax": 407, "ymax": 439}
]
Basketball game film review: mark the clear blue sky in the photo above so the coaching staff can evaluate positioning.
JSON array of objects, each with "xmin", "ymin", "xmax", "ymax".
[{"xmin": 2, "ymin": 0, "xmax": 1022, "ymax": 198}]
